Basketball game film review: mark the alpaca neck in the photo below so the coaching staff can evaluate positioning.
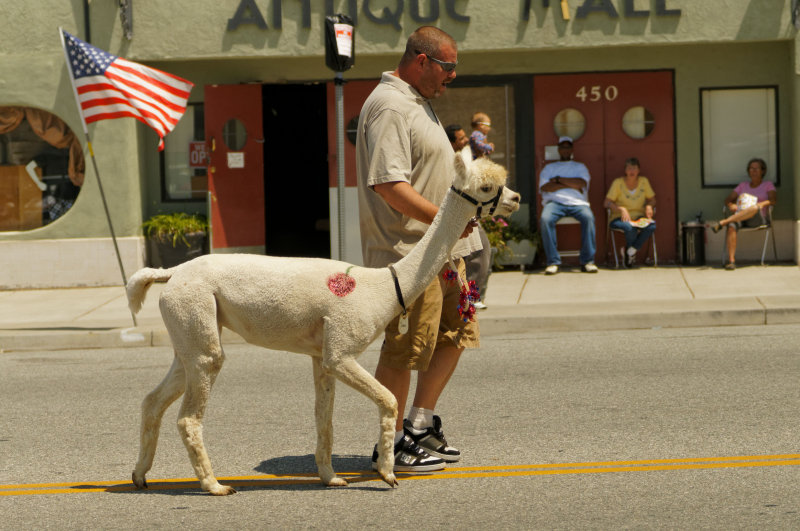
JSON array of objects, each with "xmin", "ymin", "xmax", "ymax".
[{"xmin": 392, "ymin": 190, "xmax": 476, "ymax": 306}]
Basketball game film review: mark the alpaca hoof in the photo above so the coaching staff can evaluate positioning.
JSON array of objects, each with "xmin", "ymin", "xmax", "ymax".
[
  {"xmin": 380, "ymin": 472, "xmax": 398, "ymax": 488},
  {"xmin": 208, "ymin": 484, "xmax": 237, "ymax": 496},
  {"xmin": 325, "ymin": 477, "xmax": 348, "ymax": 487},
  {"xmin": 132, "ymin": 471, "xmax": 148, "ymax": 490}
]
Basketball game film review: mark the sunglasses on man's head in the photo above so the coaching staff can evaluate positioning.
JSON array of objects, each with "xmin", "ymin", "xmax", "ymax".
[{"xmin": 415, "ymin": 50, "xmax": 458, "ymax": 73}]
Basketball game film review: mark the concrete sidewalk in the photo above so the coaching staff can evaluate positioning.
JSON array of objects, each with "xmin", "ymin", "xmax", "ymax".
[{"xmin": 1, "ymin": 263, "xmax": 799, "ymax": 351}]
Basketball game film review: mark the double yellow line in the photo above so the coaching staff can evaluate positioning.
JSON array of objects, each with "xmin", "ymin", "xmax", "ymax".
[{"xmin": 3, "ymin": 454, "xmax": 798, "ymax": 496}]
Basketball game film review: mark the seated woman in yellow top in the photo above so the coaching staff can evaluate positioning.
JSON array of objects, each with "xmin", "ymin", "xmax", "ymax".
[{"xmin": 603, "ymin": 157, "xmax": 656, "ymax": 268}]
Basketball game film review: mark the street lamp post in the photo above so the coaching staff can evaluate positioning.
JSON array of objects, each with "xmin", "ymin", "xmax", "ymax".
[{"xmin": 324, "ymin": 14, "xmax": 355, "ymax": 261}]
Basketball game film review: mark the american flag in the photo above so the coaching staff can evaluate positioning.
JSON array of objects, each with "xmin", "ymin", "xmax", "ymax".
[{"xmin": 61, "ymin": 29, "xmax": 193, "ymax": 150}]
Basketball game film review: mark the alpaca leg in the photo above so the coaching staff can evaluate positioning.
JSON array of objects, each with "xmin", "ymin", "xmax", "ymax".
[
  {"xmin": 320, "ymin": 324, "xmax": 398, "ymax": 488},
  {"xmin": 328, "ymin": 356, "xmax": 398, "ymax": 487},
  {"xmin": 132, "ymin": 355, "xmax": 186, "ymax": 489},
  {"xmin": 176, "ymin": 353, "xmax": 235, "ymax": 496},
  {"xmin": 311, "ymin": 357, "xmax": 347, "ymax": 487},
  {"xmin": 320, "ymin": 318, "xmax": 397, "ymax": 486}
]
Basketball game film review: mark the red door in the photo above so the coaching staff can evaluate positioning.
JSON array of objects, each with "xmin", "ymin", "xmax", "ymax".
[
  {"xmin": 534, "ymin": 71, "xmax": 676, "ymax": 263},
  {"xmin": 204, "ymin": 84, "xmax": 265, "ymax": 253}
]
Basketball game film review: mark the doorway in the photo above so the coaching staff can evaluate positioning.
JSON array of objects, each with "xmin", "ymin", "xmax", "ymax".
[
  {"xmin": 262, "ymin": 84, "xmax": 330, "ymax": 258},
  {"xmin": 205, "ymin": 83, "xmax": 330, "ymax": 256},
  {"xmin": 533, "ymin": 71, "xmax": 677, "ymax": 264}
]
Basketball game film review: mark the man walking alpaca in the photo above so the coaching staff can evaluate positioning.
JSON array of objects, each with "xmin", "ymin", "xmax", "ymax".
[{"xmin": 357, "ymin": 26, "xmax": 481, "ymax": 471}]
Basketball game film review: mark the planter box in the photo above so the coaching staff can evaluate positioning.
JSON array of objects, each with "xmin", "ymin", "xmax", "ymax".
[
  {"xmin": 495, "ymin": 239, "xmax": 537, "ymax": 267},
  {"xmin": 146, "ymin": 231, "xmax": 208, "ymax": 268}
]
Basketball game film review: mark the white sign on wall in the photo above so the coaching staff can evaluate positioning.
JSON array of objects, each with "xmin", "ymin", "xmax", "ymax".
[{"xmin": 227, "ymin": 152, "xmax": 245, "ymax": 169}]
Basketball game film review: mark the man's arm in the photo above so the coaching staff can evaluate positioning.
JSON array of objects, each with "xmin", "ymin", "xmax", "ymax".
[
  {"xmin": 541, "ymin": 176, "xmax": 586, "ymax": 193},
  {"xmin": 373, "ymin": 181, "xmax": 438, "ymax": 224},
  {"xmin": 373, "ymin": 181, "xmax": 476, "ymax": 237},
  {"xmin": 558, "ymin": 176, "xmax": 587, "ymax": 191}
]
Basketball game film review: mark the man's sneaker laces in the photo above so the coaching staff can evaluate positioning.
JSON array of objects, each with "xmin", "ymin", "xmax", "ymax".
[{"xmin": 403, "ymin": 416, "xmax": 461, "ymax": 462}]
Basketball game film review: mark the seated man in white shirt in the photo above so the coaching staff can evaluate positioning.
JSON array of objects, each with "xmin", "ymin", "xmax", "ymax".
[{"xmin": 538, "ymin": 136, "xmax": 597, "ymax": 275}]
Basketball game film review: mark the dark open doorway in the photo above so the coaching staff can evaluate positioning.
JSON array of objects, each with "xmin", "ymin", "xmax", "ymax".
[{"xmin": 262, "ymin": 84, "xmax": 330, "ymax": 258}]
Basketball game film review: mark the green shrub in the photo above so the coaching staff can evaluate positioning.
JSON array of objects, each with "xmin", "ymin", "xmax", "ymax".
[{"xmin": 142, "ymin": 213, "xmax": 208, "ymax": 247}]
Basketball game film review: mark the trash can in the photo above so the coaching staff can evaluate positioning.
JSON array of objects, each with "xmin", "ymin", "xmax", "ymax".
[{"xmin": 682, "ymin": 221, "xmax": 705, "ymax": 266}]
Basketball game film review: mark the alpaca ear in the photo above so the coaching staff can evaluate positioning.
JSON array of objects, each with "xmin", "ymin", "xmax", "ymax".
[{"xmin": 455, "ymin": 145, "xmax": 471, "ymax": 173}]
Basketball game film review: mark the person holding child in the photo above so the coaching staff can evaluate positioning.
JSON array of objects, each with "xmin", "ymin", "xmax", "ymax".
[
  {"xmin": 447, "ymin": 123, "xmax": 491, "ymax": 309},
  {"xmin": 469, "ymin": 112, "xmax": 494, "ymax": 160},
  {"xmin": 604, "ymin": 157, "xmax": 656, "ymax": 268}
]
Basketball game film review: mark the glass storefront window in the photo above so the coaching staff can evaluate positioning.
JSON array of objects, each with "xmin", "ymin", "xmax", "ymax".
[
  {"xmin": 162, "ymin": 103, "xmax": 207, "ymax": 201},
  {"xmin": 0, "ymin": 106, "xmax": 83, "ymax": 231},
  {"xmin": 430, "ymin": 84, "xmax": 517, "ymax": 190},
  {"xmin": 701, "ymin": 87, "xmax": 778, "ymax": 187}
]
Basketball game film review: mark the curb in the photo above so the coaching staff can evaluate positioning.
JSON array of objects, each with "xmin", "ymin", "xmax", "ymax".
[
  {"xmin": 3, "ymin": 301, "xmax": 800, "ymax": 352},
  {"xmin": 0, "ymin": 327, "xmax": 247, "ymax": 353}
]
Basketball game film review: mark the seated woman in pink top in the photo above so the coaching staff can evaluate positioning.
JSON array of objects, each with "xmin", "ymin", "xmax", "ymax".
[{"xmin": 711, "ymin": 158, "xmax": 777, "ymax": 270}]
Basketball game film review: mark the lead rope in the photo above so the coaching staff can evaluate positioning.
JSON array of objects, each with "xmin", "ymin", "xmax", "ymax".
[
  {"xmin": 388, "ymin": 264, "xmax": 409, "ymax": 334},
  {"xmin": 447, "ymin": 256, "xmax": 466, "ymax": 291}
]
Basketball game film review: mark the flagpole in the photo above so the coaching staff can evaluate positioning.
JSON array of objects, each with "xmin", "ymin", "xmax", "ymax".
[{"xmin": 59, "ymin": 28, "xmax": 137, "ymax": 327}]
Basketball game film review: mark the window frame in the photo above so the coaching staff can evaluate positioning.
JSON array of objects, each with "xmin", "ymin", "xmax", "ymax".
[
  {"xmin": 699, "ymin": 85, "xmax": 780, "ymax": 189},
  {"xmin": 159, "ymin": 102, "xmax": 206, "ymax": 203}
]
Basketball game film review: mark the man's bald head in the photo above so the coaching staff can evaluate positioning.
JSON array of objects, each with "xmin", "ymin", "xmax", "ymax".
[{"xmin": 399, "ymin": 26, "xmax": 457, "ymax": 67}]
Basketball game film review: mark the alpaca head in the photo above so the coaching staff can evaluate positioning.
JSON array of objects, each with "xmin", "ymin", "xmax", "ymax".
[{"xmin": 453, "ymin": 148, "xmax": 521, "ymax": 218}]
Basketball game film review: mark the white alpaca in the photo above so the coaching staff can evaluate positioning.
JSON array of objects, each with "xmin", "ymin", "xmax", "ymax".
[{"xmin": 127, "ymin": 149, "xmax": 520, "ymax": 495}]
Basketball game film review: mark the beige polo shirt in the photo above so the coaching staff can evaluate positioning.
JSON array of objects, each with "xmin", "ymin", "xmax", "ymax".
[{"xmin": 356, "ymin": 72, "xmax": 482, "ymax": 268}]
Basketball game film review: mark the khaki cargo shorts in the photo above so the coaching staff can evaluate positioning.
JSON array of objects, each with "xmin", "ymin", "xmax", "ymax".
[{"xmin": 379, "ymin": 258, "xmax": 480, "ymax": 371}]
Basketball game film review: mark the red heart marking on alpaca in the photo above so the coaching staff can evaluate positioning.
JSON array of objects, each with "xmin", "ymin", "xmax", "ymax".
[{"xmin": 328, "ymin": 273, "xmax": 356, "ymax": 297}]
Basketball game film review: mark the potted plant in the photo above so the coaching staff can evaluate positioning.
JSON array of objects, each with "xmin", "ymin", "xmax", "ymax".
[
  {"xmin": 142, "ymin": 212, "xmax": 209, "ymax": 268},
  {"xmin": 482, "ymin": 216, "xmax": 541, "ymax": 269}
]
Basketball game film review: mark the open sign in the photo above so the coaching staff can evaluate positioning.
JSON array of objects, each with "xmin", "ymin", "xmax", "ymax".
[{"xmin": 189, "ymin": 141, "xmax": 208, "ymax": 168}]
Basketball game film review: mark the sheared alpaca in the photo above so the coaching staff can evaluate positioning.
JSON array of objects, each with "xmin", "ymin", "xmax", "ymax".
[{"xmin": 127, "ymin": 149, "xmax": 520, "ymax": 495}]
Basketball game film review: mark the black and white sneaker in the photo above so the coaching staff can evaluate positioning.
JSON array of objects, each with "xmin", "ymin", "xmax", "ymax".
[
  {"xmin": 371, "ymin": 434, "xmax": 446, "ymax": 472},
  {"xmin": 403, "ymin": 416, "xmax": 461, "ymax": 463}
]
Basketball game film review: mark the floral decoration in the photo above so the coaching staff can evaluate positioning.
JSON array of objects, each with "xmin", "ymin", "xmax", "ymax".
[{"xmin": 442, "ymin": 268, "xmax": 480, "ymax": 322}]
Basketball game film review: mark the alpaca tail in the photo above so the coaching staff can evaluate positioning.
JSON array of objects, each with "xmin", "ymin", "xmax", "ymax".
[{"xmin": 126, "ymin": 267, "xmax": 176, "ymax": 314}]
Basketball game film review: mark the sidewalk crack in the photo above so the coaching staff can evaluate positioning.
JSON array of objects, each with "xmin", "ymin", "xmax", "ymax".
[
  {"xmin": 517, "ymin": 275, "xmax": 529, "ymax": 305},
  {"xmin": 678, "ymin": 267, "xmax": 696, "ymax": 299},
  {"xmin": 72, "ymin": 294, "xmax": 121, "ymax": 322}
]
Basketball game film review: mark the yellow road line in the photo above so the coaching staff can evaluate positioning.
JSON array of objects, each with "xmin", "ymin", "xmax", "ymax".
[
  {"xmin": 398, "ymin": 458, "xmax": 800, "ymax": 481},
  {"xmin": 2, "ymin": 454, "xmax": 798, "ymax": 496},
  {"xmin": 447, "ymin": 452, "xmax": 800, "ymax": 471}
]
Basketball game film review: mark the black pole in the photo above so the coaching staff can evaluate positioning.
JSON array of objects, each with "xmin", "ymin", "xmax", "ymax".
[
  {"xmin": 83, "ymin": 0, "xmax": 91, "ymax": 42},
  {"xmin": 83, "ymin": 133, "xmax": 137, "ymax": 327}
]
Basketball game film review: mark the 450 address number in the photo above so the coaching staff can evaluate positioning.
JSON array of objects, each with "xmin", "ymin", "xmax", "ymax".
[{"xmin": 576, "ymin": 85, "xmax": 619, "ymax": 102}]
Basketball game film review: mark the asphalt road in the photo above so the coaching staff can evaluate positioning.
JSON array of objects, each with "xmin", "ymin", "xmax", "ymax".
[{"xmin": 1, "ymin": 325, "xmax": 799, "ymax": 529}]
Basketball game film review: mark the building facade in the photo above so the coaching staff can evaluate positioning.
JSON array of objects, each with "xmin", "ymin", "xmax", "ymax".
[{"xmin": 1, "ymin": 1, "xmax": 798, "ymax": 288}]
